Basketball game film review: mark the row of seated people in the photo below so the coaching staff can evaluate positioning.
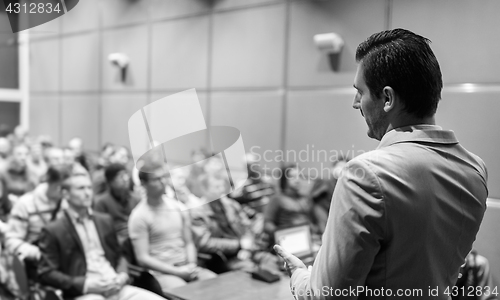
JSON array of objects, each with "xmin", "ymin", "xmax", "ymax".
[{"xmin": 0, "ymin": 144, "xmax": 312, "ymax": 298}]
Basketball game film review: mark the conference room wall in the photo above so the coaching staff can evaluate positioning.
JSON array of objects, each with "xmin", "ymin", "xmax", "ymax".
[
  {"xmin": 27, "ymin": 0, "xmax": 500, "ymax": 195},
  {"xmin": 0, "ymin": 13, "xmax": 18, "ymax": 89}
]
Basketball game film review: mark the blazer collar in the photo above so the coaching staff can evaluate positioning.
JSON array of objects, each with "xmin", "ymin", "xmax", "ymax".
[
  {"xmin": 62, "ymin": 210, "xmax": 85, "ymax": 254},
  {"xmin": 377, "ymin": 125, "xmax": 459, "ymax": 149}
]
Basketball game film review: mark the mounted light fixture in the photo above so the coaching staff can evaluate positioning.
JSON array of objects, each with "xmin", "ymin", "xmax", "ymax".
[
  {"xmin": 314, "ymin": 32, "xmax": 344, "ymax": 72},
  {"xmin": 108, "ymin": 52, "xmax": 129, "ymax": 83}
]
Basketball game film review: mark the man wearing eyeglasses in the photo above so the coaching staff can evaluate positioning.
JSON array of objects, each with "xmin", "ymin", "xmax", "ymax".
[{"xmin": 128, "ymin": 160, "xmax": 216, "ymax": 293}]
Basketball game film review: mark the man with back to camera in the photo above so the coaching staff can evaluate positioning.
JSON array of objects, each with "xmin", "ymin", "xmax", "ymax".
[{"xmin": 275, "ymin": 28, "xmax": 488, "ymax": 299}]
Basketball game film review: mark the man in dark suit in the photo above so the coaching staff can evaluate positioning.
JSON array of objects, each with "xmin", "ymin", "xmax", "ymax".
[{"xmin": 37, "ymin": 172, "xmax": 163, "ymax": 300}]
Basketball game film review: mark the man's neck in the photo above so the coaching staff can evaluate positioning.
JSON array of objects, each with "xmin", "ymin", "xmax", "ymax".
[
  {"xmin": 67, "ymin": 204, "xmax": 89, "ymax": 218},
  {"xmin": 147, "ymin": 194, "xmax": 164, "ymax": 207},
  {"xmin": 386, "ymin": 114, "xmax": 436, "ymax": 134}
]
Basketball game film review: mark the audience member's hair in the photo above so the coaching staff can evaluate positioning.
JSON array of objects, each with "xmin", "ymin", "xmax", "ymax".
[
  {"xmin": 355, "ymin": 28, "xmax": 442, "ymax": 118},
  {"xmin": 279, "ymin": 163, "xmax": 297, "ymax": 191},
  {"xmin": 46, "ymin": 164, "xmax": 73, "ymax": 185},
  {"xmin": 138, "ymin": 157, "xmax": 164, "ymax": 183},
  {"xmin": 101, "ymin": 142, "xmax": 114, "ymax": 153},
  {"xmin": 61, "ymin": 173, "xmax": 90, "ymax": 191},
  {"xmin": 105, "ymin": 163, "xmax": 127, "ymax": 184}
]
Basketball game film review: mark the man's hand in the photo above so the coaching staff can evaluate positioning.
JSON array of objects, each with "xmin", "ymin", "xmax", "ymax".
[
  {"xmin": 17, "ymin": 244, "xmax": 41, "ymax": 261},
  {"xmin": 175, "ymin": 263, "xmax": 200, "ymax": 282},
  {"xmin": 86, "ymin": 277, "xmax": 121, "ymax": 296},
  {"xmin": 274, "ymin": 244, "xmax": 307, "ymax": 277},
  {"xmin": 114, "ymin": 272, "xmax": 129, "ymax": 288}
]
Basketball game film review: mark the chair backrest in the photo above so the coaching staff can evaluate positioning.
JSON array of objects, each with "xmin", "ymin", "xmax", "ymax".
[
  {"xmin": 12, "ymin": 255, "xmax": 29, "ymax": 300},
  {"xmin": 122, "ymin": 237, "xmax": 138, "ymax": 265},
  {"xmin": 122, "ymin": 237, "xmax": 165, "ymax": 297}
]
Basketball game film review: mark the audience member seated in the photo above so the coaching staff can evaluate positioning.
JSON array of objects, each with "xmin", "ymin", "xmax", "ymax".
[
  {"xmin": 44, "ymin": 147, "xmax": 65, "ymax": 168},
  {"xmin": 5, "ymin": 165, "xmax": 71, "ymax": 270},
  {"xmin": 264, "ymin": 164, "xmax": 316, "ymax": 245},
  {"xmin": 27, "ymin": 142, "xmax": 48, "ymax": 183},
  {"xmin": 309, "ymin": 156, "xmax": 349, "ymax": 234},
  {"xmin": 185, "ymin": 149, "xmax": 211, "ymax": 198},
  {"xmin": 68, "ymin": 137, "xmax": 94, "ymax": 172},
  {"xmin": 94, "ymin": 163, "xmax": 140, "ymax": 245},
  {"xmin": 229, "ymin": 153, "xmax": 275, "ymax": 214},
  {"xmin": 187, "ymin": 173, "xmax": 278, "ymax": 274},
  {"xmin": 37, "ymin": 172, "xmax": 164, "ymax": 300},
  {"xmin": 92, "ymin": 146, "xmax": 136, "ymax": 196},
  {"xmin": 453, "ymin": 250, "xmax": 498, "ymax": 300},
  {"xmin": 95, "ymin": 143, "xmax": 115, "ymax": 171},
  {"xmin": 0, "ymin": 137, "xmax": 11, "ymax": 171},
  {"xmin": 8, "ymin": 126, "xmax": 30, "ymax": 148},
  {"xmin": 0, "ymin": 144, "xmax": 38, "ymax": 214},
  {"xmin": 0, "ymin": 233, "xmax": 17, "ymax": 300},
  {"xmin": 128, "ymin": 160, "xmax": 216, "ymax": 292},
  {"xmin": 62, "ymin": 146, "xmax": 77, "ymax": 167}
]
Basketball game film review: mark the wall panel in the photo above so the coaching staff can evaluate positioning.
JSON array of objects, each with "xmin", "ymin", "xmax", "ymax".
[
  {"xmin": 101, "ymin": 93, "xmax": 148, "ymax": 148},
  {"xmin": 150, "ymin": 0, "xmax": 210, "ymax": 21},
  {"xmin": 151, "ymin": 17, "xmax": 209, "ymax": 90},
  {"xmin": 60, "ymin": 0, "xmax": 99, "ymax": 34},
  {"xmin": 102, "ymin": 25, "xmax": 149, "ymax": 91},
  {"xmin": 60, "ymin": 94, "xmax": 99, "ymax": 150},
  {"xmin": 61, "ymin": 33, "xmax": 99, "ymax": 92},
  {"xmin": 211, "ymin": 4, "xmax": 286, "ymax": 88},
  {"xmin": 213, "ymin": 0, "xmax": 283, "ymax": 11},
  {"xmin": 101, "ymin": 0, "xmax": 150, "ymax": 28},
  {"xmin": 29, "ymin": 95, "xmax": 60, "ymax": 145},
  {"xmin": 147, "ymin": 91, "xmax": 209, "ymax": 165},
  {"xmin": 210, "ymin": 91, "xmax": 283, "ymax": 170},
  {"xmin": 30, "ymin": 39, "xmax": 60, "ymax": 92},
  {"xmin": 392, "ymin": 0, "xmax": 500, "ymax": 84},
  {"xmin": 288, "ymin": 0, "xmax": 386, "ymax": 88}
]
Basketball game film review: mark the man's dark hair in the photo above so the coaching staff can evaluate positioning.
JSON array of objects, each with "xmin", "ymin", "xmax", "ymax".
[
  {"xmin": 355, "ymin": 28, "xmax": 443, "ymax": 118},
  {"xmin": 138, "ymin": 158, "xmax": 165, "ymax": 184},
  {"xmin": 104, "ymin": 163, "xmax": 127, "ymax": 184},
  {"xmin": 280, "ymin": 163, "xmax": 297, "ymax": 191},
  {"xmin": 46, "ymin": 164, "xmax": 73, "ymax": 185}
]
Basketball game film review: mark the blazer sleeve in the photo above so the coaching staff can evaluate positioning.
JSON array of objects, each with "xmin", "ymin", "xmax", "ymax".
[
  {"xmin": 37, "ymin": 226, "xmax": 86, "ymax": 296},
  {"xmin": 290, "ymin": 158, "xmax": 386, "ymax": 300},
  {"xmin": 190, "ymin": 210, "xmax": 240, "ymax": 255}
]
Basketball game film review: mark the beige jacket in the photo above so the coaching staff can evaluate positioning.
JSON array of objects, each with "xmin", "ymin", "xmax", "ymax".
[{"xmin": 291, "ymin": 125, "xmax": 488, "ymax": 299}]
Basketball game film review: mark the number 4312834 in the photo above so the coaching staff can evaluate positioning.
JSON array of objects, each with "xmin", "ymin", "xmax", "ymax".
[{"xmin": 5, "ymin": 2, "xmax": 61, "ymax": 14}]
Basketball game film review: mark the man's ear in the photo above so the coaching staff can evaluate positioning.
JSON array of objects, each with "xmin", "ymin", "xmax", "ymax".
[{"xmin": 382, "ymin": 86, "xmax": 397, "ymax": 113}]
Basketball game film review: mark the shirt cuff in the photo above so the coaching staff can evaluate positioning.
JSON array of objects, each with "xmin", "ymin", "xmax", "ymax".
[
  {"xmin": 82, "ymin": 277, "xmax": 89, "ymax": 294},
  {"xmin": 290, "ymin": 268, "xmax": 311, "ymax": 298}
]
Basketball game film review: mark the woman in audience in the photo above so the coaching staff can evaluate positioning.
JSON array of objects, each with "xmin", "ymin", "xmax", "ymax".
[
  {"xmin": 264, "ymin": 164, "xmax": 315, "ymax": 243},
  {"xmin": 26, "ymin": 142, "xmax": 48, "ymax": 183},
  {"xmin": 185, "ymin": 148, "xmax": 211, "ymax": 198},
  {"xmin": 94, "ymin": 163, "xmax": 141, "ymax": 245},
  {"xmin": 0, "ymin": 144, "xmax": 37, "ymax": 214},
  {"xmin": 92, "ymin": 145, "xmax": 137, "ymax": 195}
]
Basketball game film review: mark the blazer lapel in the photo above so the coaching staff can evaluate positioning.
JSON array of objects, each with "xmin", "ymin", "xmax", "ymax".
[
  {"xmin": 63, "ymin": 210, "xmax": 85, "ymax": 255},
  {"xmin": 92, "ymin": 214, "xmax": 114, "ymax": 265}
]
